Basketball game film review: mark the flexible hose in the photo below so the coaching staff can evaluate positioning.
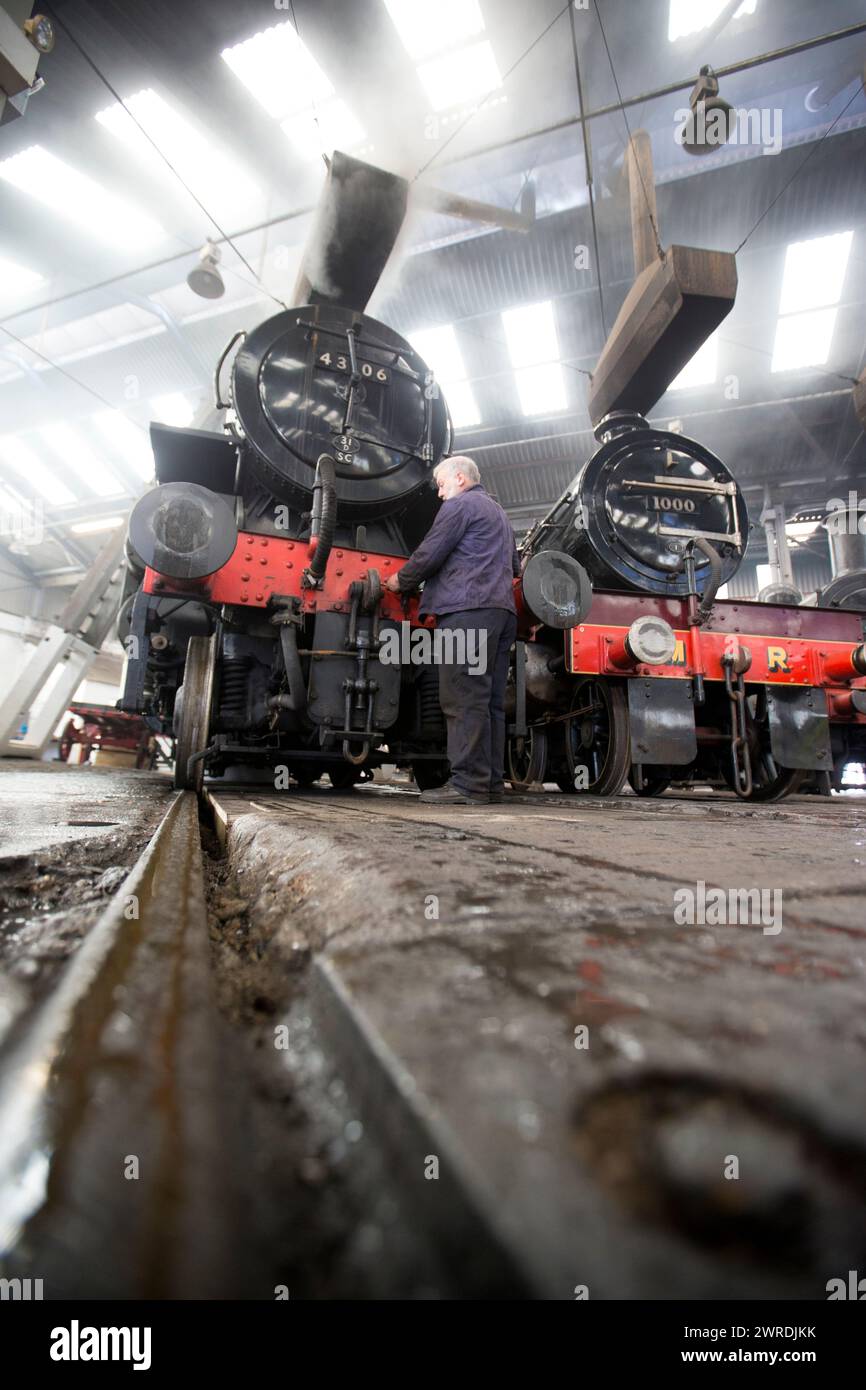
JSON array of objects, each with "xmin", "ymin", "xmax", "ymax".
[
  {"xmin": 695, "ymin": 538, "xmax": 723, "ymax": 623},
  {"xmin": 308, "ymin": 453, "xmax": 337, "ymax": 582},
  {"xmin": 276, "ymin": 623, "xmax": 307, "ymax": 713}
]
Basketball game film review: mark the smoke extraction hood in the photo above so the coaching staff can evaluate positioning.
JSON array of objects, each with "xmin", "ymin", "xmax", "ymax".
[{"xmin": 292, "ymin": 151, "xmax": 409, "ymax": 315}]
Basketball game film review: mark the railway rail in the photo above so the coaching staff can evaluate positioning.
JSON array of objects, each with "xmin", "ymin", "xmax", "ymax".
[{"xmin": 0, "ymin": 791, "xmax": 243, "ymax": 1299}]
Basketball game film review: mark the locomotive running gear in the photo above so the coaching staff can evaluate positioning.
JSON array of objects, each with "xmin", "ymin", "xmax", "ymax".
[{"xmin": 396, "ymin": 484, "xmax": 520, "ymax": 619}]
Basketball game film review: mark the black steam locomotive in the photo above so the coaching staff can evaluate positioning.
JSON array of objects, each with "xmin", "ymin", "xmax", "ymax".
[
  {"xmin": 507, "ymin": 412, "xmax": 866, "ymax": 801},
  {"xmin": 119, "ymin": 301, "xmax": 460, "ymax": 790}
]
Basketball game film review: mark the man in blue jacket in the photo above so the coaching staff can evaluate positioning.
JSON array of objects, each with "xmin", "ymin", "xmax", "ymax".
[{"xmin": 385, "ymin": 455, "xmax": 520, "ymax": 805}]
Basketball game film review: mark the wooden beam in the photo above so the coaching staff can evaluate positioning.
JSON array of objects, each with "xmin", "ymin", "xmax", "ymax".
[{"xmin": 588, "ymin": 244, "xmax": 737, "ymax": 424}]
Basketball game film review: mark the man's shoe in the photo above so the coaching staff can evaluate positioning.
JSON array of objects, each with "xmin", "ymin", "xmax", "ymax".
[
  {"xmin": 489, "ymin": 786, "xmax": 506, "ymax": 803},
  {"xmin": 419, "ymin": 782, "xmax": 488, "ymax": 805}
]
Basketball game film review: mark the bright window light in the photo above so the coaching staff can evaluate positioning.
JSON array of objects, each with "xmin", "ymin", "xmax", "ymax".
[
  {"xmin": 0, "ymin": 146, "xmax": 166, "ymax": 251},
  {"xmin": 40, "ymin": 423, "xmax": 123, "ymax": 498},
  {"xmin": 384, "ymin": 0, "xmax": 485, "ymax": 61},
  {"xmin": 502, "ymin": 301, "xmax": 559, "ymax": 368},
  {"xmin": 220, "ymin": 22, "xmax": 333, "ymax": 121},
  {"xmin": 0, "ymin": 436, "xmax": 76, "ymax": 506},
  {"xmin": 0, "ymin": 253, "xmax": 44, "ymax": 294},
  {"xmin": 409, "ymin": 324, "xmax": 481, "ymax": 428},
  {"xmin": 150, "ymin": 393, "xmax": 194, "ymax": 428},
  {"xmin": 95, "ymin": 89, "xmax": 258, "ymax": 209},
  {"xmin": 502, "ymin": 301, "xmax": 567, "ymax": 416},
  {"xmin": 70, "ymin": 516, "xmax": 124, "ymax": 535},
  {"xmin": 514, "ymin": 364, "xmax": 567, "ymax": 417},
  {"xmin": 91, "ymin": 410, "xmax": 153, "ymax": 481},
  {"xmin": 417, "ymin": 40, "xmax": 502, "ymax": 111},
  {"xmin": 755, "ymin": 563, "xmax": 773, "ymax": 591},
  {"xmin": 668, "ymin": 0, "xmax": 756, "ymax": 43},
  {"xmin": 440, "ymin": 379, "xmax": 481, "ymax": 428},
  {"xmin": 410, "ymin": 324, "xmax": 468, "ymax": 383},
  {"xmin": 778, "ymin": 230, "xmax": 853, "ymax": 316},
  {"xmin": 771, "ymin": 307, "xmax": 838, "ymax": 372},
  {"xmin": 785, "ymin": 519, "xmax": 819, "ymax": 541},
  {"xmin": 669, "ymin": 332, "xmax": 719, "ymax": 391},
  {"xmin": 281, "ymin": 99, "xmax": 367, "ymax": 159}
]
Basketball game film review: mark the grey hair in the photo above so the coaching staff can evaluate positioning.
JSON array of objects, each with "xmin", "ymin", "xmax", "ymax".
[{"xmin": 434, "ymin": 454, "xmax": 480, "ymax": 485}]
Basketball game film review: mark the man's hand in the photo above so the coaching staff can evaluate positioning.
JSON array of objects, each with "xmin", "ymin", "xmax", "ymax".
[{"xmin": 385, "ymin": 573, "xmax": 402, "ymax": 594}]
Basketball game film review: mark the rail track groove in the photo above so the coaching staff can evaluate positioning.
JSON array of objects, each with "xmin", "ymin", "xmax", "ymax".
[{"xmin": 0, "ymin": 791, "xmax": 242, "ymax": 1298}]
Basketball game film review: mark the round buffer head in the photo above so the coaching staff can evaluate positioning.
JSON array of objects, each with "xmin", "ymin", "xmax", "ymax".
[
  {"xmin": 521, "ymin": 550, "xmax": 592, "ymax": 629},
  {"xmin": 626, "ymin": 616, "xmax": 677, "ymax": 665},
  {"xmin": 129, "ymin": 482, "xmax": 237, "ymax": 580}
]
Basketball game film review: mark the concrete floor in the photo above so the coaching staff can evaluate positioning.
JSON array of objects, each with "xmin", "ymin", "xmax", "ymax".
[
  {"xmin": 0, "ymin": 761, "xmax": 173, "ymax": 1021},
  {"xmin": 2, "ymin": 762, "xmax": 865, "ymax": 1297},
  {"xmin": 211, "ymin": 781, "xmax": 866, "ymax": 1298}
]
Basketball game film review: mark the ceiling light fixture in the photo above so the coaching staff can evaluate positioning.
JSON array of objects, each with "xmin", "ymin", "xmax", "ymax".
[
  {"xmin": 680, "ymin": 67, "xmax": 736, "ymax": 157},
  {"xmin": 187, "ymin": 241, "xmax": 224, "ymax": 299}
]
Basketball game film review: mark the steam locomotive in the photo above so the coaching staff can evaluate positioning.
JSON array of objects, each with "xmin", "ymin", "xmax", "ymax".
[
  {"xmin": 119, "ymin": 302, "xmax": 459, "ymax": 790},
  {"xmin": 507, "ymin": 411, "xmax": 866, "ymax": 801}
]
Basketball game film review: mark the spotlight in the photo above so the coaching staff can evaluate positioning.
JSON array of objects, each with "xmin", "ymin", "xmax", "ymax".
[
  {"xmin": 23, "ymin": 14, "xmax": 55, "ymax": 53},
  {"xmin": 679, "ymin": 66, "xmax": 736, "ymax": 157},
  {"xmin": 187, "ymin": 240, "xmax": 224, "ymax": 299}
]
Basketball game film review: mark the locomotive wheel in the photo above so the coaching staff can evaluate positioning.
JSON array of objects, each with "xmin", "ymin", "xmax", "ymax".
[
  {"xmin": 564, "ymin": 678, "xmax": 631, "ymax": 797},
  {"xmin": 725, "ymin": 693, "xmax": 804, "ymax": 802},
  {"xmin": 412, "ymin": 761, "xmax": 450, "ymax": 791},
  {"xmin": 173, "ymin": 634, "xmax": 217, "ymax": 792},
  {"xmin": 628, "ymin": 767, "xmax": 671, "ymax": 797},
  {"xmin": 739, "ymin": 761, "xmax": 804, "ymax": 802},
  {"xmin": 506, "ymin": 726, "xmax": 548, "ymax": 788}
]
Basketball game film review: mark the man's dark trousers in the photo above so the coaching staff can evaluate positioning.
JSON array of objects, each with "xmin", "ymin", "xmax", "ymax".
[{"xmin": 436, "ymin": 607, "xmax": 518, "ymax": 799}]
